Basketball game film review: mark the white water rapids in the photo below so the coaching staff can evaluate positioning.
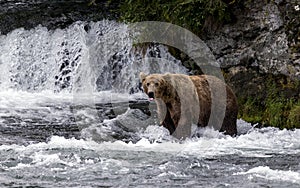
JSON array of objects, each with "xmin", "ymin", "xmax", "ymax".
[{"xmin": 0, "ymin": 20, "xmax": 299, "ymax": 187}]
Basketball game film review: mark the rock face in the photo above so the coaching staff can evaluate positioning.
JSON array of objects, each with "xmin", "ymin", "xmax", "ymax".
[
  {"xmin": 206, "ymin": 0, "xmax": 299, "ymax": 79},
  {"xmin": 0, "ymin": 0, "xmax": 118, "ymax": 35},
  {"xmin": 204, "ymin": 0, "xmax": 300, "ymax": 127}
]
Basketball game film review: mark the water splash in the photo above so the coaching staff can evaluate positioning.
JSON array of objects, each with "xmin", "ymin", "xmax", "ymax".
[{"xmin": 0, "ymin": 20, "xmax": 187, "ymax": 93}]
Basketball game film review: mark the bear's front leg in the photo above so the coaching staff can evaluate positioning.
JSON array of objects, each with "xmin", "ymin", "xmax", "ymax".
[
  {"xmin": 170, "ymin": 101, "xmax": 191, "ymax": 139},
  {"xmin": 155, "ymin": 98, "xmax": 167, "ymax": 125},
  {"xmin": 155, "ymin": 98, "xmax": 176, "ymax": 134}
]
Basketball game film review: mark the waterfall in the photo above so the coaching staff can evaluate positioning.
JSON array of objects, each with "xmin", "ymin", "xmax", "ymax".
[{"xmin": 0, "ymin": 20, "xmax": 188, "ymax": 94}]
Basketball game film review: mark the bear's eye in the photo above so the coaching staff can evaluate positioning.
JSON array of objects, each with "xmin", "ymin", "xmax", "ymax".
[
  {"xmin": 155, "ymin": 83, "xmax": 159, "ymax": 86},
  {"xmin": 146, "ymin": 83, "xmax": 150, "ymax": 86}
]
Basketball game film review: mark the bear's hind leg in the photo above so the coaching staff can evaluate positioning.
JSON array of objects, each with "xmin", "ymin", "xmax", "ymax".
[
  {"xmin": 162, "ymin": 109, "xmax": 176, "ymax": 134},
  {"xmin": 220, "ymin": 111, "xmax": 237, "ymax": 136}
]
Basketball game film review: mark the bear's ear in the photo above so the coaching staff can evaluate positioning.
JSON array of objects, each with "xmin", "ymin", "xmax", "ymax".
[{"xmin": 139, "ymin": 72, "xmax": 147, "ymax": 82}]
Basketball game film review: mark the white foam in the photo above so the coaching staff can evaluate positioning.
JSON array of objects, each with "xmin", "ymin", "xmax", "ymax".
[
  {"xmin": 0, "ymin": 118, "xmax": 299, "ymax": 161},
  {"xmin": 0, "ymin": 121, "xmax": 299, "ymax": 176},
  {"xmin": 236, "ymin": 166, "xmax": 300, "ymax": 184},
  {"xmin": 1, "ymin": 122, "xmax": 299, "ymax": 158},
  {"xmin": 0, "ymin": 90, "xmax": 138, "ymax": 110},
  {"xmin": 0, "ymin": 90, "xmax": 72, "ymax": 108}
]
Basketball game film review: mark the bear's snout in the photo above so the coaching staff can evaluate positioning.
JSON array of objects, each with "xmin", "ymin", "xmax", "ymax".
[{"xmin": 148, "ymin": 92, "xmax": 155, "ymax": 100}]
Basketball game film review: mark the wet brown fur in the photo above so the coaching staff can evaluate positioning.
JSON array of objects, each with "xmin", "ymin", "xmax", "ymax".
[{"xmin": 140, "ymin": 72, "xmax": 238, "ymax": 137}]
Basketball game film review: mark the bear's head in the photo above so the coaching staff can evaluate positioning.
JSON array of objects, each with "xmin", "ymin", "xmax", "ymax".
[{"xmin": 139, "ymin": 72, "xmax": 166, "ymax": 101}]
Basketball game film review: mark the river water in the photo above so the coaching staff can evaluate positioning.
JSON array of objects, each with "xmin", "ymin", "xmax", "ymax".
[{"xmin": 0, "ymin": 20, "xmax": 300, "ymax": 187}]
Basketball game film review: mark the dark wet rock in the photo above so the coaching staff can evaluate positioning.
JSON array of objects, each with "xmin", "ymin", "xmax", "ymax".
[
  {"xmin": 80, "ymin": 107, "xmax": 153, "ymax": 143},
  {"xmin": 129, "ymin": 99, "xmax": 150, "ymax": 115},
  {"xmin": 0, "ymin": 0, "xmax": 119, "ymax": 35},
  {"xmin": 0, "ymin": 99, "xmax": 150, "ymax": 145}
]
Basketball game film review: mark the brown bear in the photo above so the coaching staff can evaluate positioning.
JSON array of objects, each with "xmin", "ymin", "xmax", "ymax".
[{"xmin": 140, "ymin": 72, "xmax": 238, "ymax": 139}]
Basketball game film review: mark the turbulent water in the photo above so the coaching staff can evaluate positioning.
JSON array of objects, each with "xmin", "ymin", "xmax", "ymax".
[{"xmin": 0, "ymin": 20, "xmax": 300, "ymax": 187}]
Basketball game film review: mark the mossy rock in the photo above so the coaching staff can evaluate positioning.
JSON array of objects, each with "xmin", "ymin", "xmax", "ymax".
[{"xmin": 224, "ymin": 67, "xmax": 300, "ymax": 129}]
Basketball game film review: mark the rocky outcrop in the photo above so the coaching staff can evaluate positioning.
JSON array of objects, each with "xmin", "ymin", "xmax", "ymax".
[
  {"xmin": 206, "ymin": 0, "xmax": 299, "ymax": 79},
  {"xmin": 204, "ymin": 0, "xmax": 300, "ymax": 127}
]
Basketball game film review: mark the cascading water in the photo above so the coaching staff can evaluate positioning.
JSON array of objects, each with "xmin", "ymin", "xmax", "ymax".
[
  {"xmin": 0, "ymin": 19, "xmax": 189, "ymax": 143},
  {"xmin": 0, "ymin": 20, "xmax": 188, "ymax": 93}
]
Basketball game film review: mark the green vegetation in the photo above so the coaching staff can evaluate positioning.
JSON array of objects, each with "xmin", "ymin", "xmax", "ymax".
[
  {"xmin": 288, "ymin": 103, "xmax": 300, "ymax": 127},
  {"xmin": 238, "ymin": 75, "xmax": 300, "ymax": 129},
  {"xmin": 106, "ymin": 0, "xmax": 238, "ymax": 35}
]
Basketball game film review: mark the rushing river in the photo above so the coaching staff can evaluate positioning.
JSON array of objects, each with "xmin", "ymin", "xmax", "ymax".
[{"xmin": 0, "ymin": 20, "xmax": 300, "ymax": 187}]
